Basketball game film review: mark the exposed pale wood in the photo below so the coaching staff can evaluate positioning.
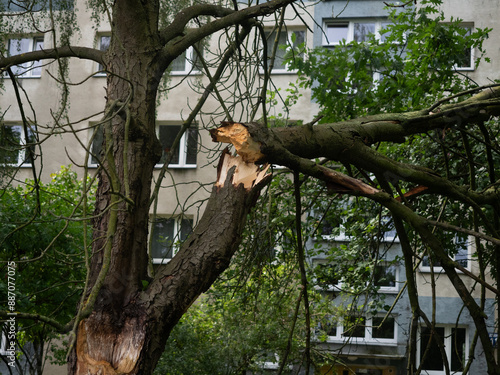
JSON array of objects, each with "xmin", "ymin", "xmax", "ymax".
[
  {"xmin": 210, "ymin": 122, "xmax": 265, "ymax": 163},
  {"xmin": 75, "ymin": 314, "xmax": 146, "ymax": 375},
  {"xmin": 216, "ymin": 149, "xmax": 270, "ymax": 190}
]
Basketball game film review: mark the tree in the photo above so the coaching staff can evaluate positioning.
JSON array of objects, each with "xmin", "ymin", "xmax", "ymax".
[
  {"xmin": 0, "ymin": 166, "xmax": 93, "ymax": 374},
  {"xmin": 1, "ymin": 1, "xmax": 500, "ymax": 375}
]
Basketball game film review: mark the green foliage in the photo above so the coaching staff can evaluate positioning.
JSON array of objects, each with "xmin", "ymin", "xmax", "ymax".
[
  {"xmin": 156, "ymin": 175, "xmax": 306, "ymax": 374},
  {"xmin": 289, "ymin": 0, "xmax": 491, "ymax": 122},
  {"xmin": 0, "ymin": 165, "xmax": 95, "ymax": 366}
]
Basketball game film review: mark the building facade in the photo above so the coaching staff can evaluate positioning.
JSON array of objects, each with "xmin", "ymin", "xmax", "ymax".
[
  {"xmin": 308, "ymin": 1, "xmax": 499, "ymax": 374},
  {"xmin": 1, "ymin": 0, "xmax": 498, "ymax": 374}
]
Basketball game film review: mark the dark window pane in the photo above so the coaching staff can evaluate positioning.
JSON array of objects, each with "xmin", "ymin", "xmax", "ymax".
[
  {"xmin": 343, "ymin": 316, "xmax": 365, "ymax": 338},
  {"xmin": 314, "ymin": 262, "xmax": 339, "ymax": 287},
  {"xmin": 171, "ymin": 50, "xmax": 187, "ymax": 72},
  {"xmin": 455, "ymin": 236, "xmax": 469, "ymax": 267},
  {"xmin": 180, "ymin": 218, "xmax": 193, "ymax": 241},
  {"xmin": 151, "ymin": 218, "xmax": 175, "ymax": 259},
  {"xmin": 372, "ymin": 316, "xmax": 395, "ymax": 339},
  {"xmin": 100, "ymin": 36, "xmax": 110, "ymax": 52},
  {"xmin": 321, "ymin": 216, "xmax": 343, "ymax": 237},
  {"xmin": 457, "ymin": 27, "xmax": 472, "ymax": 69},
  {"xmin": 374, "ymin": 264, "xmax": 396, "ymax": 288},
  {"xmin": 32, "ymin": 38, "xmax": 44, "ymax": 76},
  {"xmin": 23, "ymin": 127, "xmax": 36, "ymax": 164},
  {"xmin": 420, "ymin": 327, "xmax": 445, "ymax": 371},
  {"xmin": 185, "ymin": 127, "xmax": 198, "ymax": 165},
  {"xmin": 97, "ymin": 36, "xmax": 110, "ymax": 72},
  {"xmin": 91, "ymin": 125, "xmax": 104, "ymax": 165},
  {"xmin": 293, "ymin": 31, "xmax": 305, "ymax": 47},
  {"xmin": 0, "ymin": 125, "xmax": 22, "ymax": 164},
  {"xmin": 320, "ymin": 319, "xmax": 337, "ymax": 337},
  {"xmin": 159, "ymin": 125, "xmax": 181, "ymax": 165},
  {"xmin": 8, "ymin": 38, "xmax": 43, "ymax": 76},
  {"xmin": 422, "ymin": 255, "xmax": 441, "ymax": 268},
  {"xmin": 266, "ymin": 31, "xmax": 288, "ymax": 68},
  {"xmin": 191, "ymin": 46, "xmax": 203, "ymax": 71},
  {"xmin": 266, "ymin": 31, "xmax": 305, "ymax": 69},
  {"xmin": 451, "ymin": 328, "xmax": 466, "ymax": 371}
]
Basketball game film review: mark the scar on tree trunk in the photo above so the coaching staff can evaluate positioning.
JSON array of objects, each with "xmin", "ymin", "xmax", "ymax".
[{"xmin": 71, "ymin": 150, "xmax": 271, "ymax": 375}]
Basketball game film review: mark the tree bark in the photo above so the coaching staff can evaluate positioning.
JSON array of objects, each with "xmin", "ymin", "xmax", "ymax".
[{"xmin": 71, "ymin": 152, "xmax": 270, "ymax": 375}]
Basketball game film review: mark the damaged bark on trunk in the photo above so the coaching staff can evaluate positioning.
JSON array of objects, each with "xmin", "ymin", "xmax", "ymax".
[{"xmin": 72, "ymin": 152, "xmax": 271, "ymax": 375}]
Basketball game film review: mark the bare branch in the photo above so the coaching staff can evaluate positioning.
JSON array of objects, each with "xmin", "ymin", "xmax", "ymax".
[{"xmin": 0, "ymin": 46, "xmax": 104, "ymax": 72}]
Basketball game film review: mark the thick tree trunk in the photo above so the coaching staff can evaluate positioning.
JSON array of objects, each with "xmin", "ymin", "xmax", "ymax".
[{"xmin": 69, "ymin": 152, "xmax": 270, "ymax": 375}]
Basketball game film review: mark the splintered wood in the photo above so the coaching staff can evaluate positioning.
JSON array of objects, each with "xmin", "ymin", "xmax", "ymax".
[
  {"xmin": 210, "ymin": 122, "xmax": 265, "ymax": 163},
  {"xmin": 216, "ymin": 150, "xmax": 270, "ymax": 190}
]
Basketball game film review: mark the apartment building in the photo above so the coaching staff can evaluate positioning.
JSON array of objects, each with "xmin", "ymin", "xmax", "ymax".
[
  {"xmin": 0, "ymin": 1, "xmax": 315, "ymax": 374},
  {"xmin": 308, "ymin": 1, "xmax": 499, "ymax": 375},
  {"xmin": 1, "ymin": 0, "xmax": 498, "ymax": 374}
]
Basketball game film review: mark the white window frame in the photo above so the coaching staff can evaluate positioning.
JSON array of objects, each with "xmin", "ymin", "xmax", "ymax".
[
  {"xmin": 320, "ymin": 224, "xmax": 349, "ymax": 242},
  {"xmin": 94, "ymin": 34, "xmax": 110, "ymax": 76},
  {"xmin": 150, "ymin": 216, "xmax": 193, "ymax": 265},
  {"xmin": 322, "ymin": 19, "xmax": 391, "ymax": 46},
  {"xmin": 417, "ymin": 325, "xmax": 469, "ymax": 375},
  {"xmin": 88, "ymin": 122, "xmax": 197, "ymax": 169},
  {"xmin": 7, "ymin": 36, "xmax": 44, "ymax": 78},
  {"xmin": 311, "ymin": 258, "xmax": 341, "ymax": 292},
  {"xmin": 88, "ymin": 123, "xmax": 104, "ymax": 167},
  {"xmin": 320, "ymin": 216, "xmax": 397, "ymax": 243},
  {"xmin": 374, "ymin": 262, "xmax": 399, "ymax": 293},
  {"xmin": 420, "ymin": 235, "xmax": 470, "ymax": 273},
  {"xmin": 454, "ymin": 25, "xmax": 474, "ymax": 71},
  {"xmin": 324, "ymin": 314, "xmax": 397, "ymax": 345},
  {"xmin": 262, "ymin": 28, "xmax": 306, "ymax": 74},
  {"xmin": 0, "ymin": 123, "xmax": 35, "ymax": 167},
  {"xmin": 311, "ymin": 259, "xmax": 399, "ymax": 294},
  {"xmin": 170, "ymin": 46, "xmax": 201, "ymax": 76},
  {"xmin": 155, "ymin": 123, "xmax": 197, "ymax": 169}
]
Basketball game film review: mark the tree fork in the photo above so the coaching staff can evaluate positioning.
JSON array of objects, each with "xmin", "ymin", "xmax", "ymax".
[{"xmin": 71, "ymin": 151, "xmax": 271, "ymax": 375}]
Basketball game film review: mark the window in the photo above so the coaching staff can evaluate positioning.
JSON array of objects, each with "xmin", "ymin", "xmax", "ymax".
[
  {"xmin": 455, "ymin": 26, "xmax": 474, "ymax": 71},
  {"xmin": 312, "ymin": 258, "xmax": 399, "ymax": 293},
  {"xmin": 320, "ymin": 215, "xmax": 348, "ymax": 241},
  {"xmin": 89, "ymin": 124, "xmax": 104, "ymax": 166},
  {"xmin": 95, "ymin": 35, "xmax": 110, "ymax": 75},
  {"xmin": 323, "ymin": 20, "xmax": 390, "ymax": 46},
  {"xmin": 419, "ymin": 325, "xmax": 468, "ymax": 374},
  {"xmin": 171, "ymin": 46, "xmax": 202, "ymax": 75},
  {"xmin": 373, "ymin": 263, "xmax": 398, "ymax": 292},
  {"xmin": 150, "ymin": 216, "xmax": 193, "ymax": 264},
  {"xmin": 7, "ymin": 37, "xmax": 44, "ymax": 77},
  {"xmin": 420, "ymin": 235, "xmax": 470, "ymax": 272},
  {"xmin": 312, "ymin": 259, "xmax": 340, "ymax": 291},
  {"xmin": 264, "ymin": 29, "xmax": 305, "ymax": 73},
  {"xmin": 0, "ymin": 124, "xmax": 35, "ymax": 166},
  {"xmin": 320, "ymin": 215, "xmax": 397, "ymax": 243},
  {"xmin": 157, "ymin": 124, "xmax": 197, "ymax": 168},
  {"xmin": 380, "ymin": 216, "xmax": 398, "ymax": 242},
  {"xmin": 322, "ymin": 314, "xmax": 397, "ymax": 344},
  {"xmin": 89, "ymin": 123, "xmax": 197, "ymax": 168}
]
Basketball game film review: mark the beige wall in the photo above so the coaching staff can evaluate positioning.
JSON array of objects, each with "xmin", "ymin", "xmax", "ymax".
[
  {"xmin": 2, "ymin": 0, "xmax": 316, "ymax": 221},
  {"xmin": 439, "ymin": 0, "xmax": 500, "ymax": 85}
]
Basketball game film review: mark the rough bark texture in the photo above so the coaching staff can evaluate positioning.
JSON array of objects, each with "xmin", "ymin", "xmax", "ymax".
[
  {"xmin": 72, "ymin": 152, "xmax": 270, "ymax": 375},
  {"xmin": 61, "ymin": 1, "xmax": 294, "ymax": 374},
  {"xmin": 2, "ymin": 1, "xmax": 500, "ymax": 374}
]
